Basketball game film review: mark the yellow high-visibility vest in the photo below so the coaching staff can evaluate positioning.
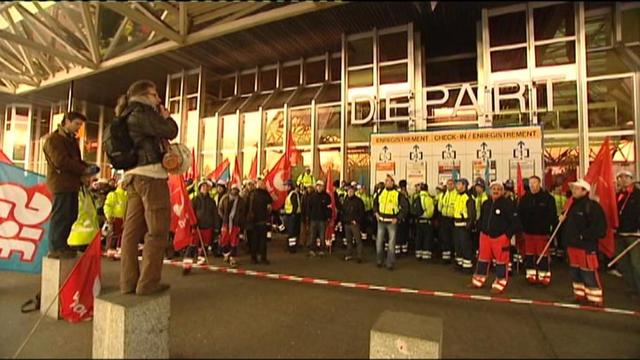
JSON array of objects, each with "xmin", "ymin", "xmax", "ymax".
[
  {"xmin": 474, "ymin": 192, "xmax": 488, "ymax": 220},
  {"xmin": 378, "ymin": 189, "xmax": 400, "ymax": 215},
  {"xmin": 419, "ymin": 191, "xmax": 435, "ymax": 219},
  {"xmin": 453, "ymin": 192, "xmax": 470, "ymax": 219},
  {"xmin": 284, "ymin": 191, "xmax": 301, "ymax": 214}
]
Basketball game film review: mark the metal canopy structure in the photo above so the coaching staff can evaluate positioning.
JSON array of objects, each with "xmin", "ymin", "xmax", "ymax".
[{"xmin": 0, "ymin": 1, "xmax": 344, "ymax": 95}]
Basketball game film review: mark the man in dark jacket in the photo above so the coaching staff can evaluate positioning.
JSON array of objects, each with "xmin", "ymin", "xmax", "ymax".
[
  {"xmin": 614, "ymin": 171, "xmax": 640, "ymax": 299},
  {"xmin": 561, "ymin": 179, "xmax": 607, "ymax": 306},
  {"xmin": 118, "ymin": 80, "xmax": 179, "ymax": 296},
  {"xmin": 307, "ymin": 180, "xmax": 332, "ymax": 257},
  {"xmin": 43, "ymin": 111, "xmax": 99, "ymax": 259},
  {"xmin": 182, "ymin": 179, "xmax": 217, "ymax": 274},
  {"xmin": 470, "ymin": 181, "xmax": 521, "ymax": 294},
  {"xmin": 343, "ymin": 185, "xmax": 366, "ymax": 262},
  {"xmin": 218, "ymin": 184, "xmax": 247, "ymax": 267},
  {"xmin": 247, "ymin": 178, "xmax": 273, "ymax": 264},
  {"xmin": 518, "ymin": 175, "xmax": 557, "ymax": 286}
]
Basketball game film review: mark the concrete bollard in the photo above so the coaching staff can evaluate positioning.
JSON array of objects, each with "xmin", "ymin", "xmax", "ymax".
[
  {"xmin": 92, "ymin": 290, "xmax": 170, "ymax": 359},
  {"xmin": 370, "ymin": 311, "xmax": 443, "ymax": 359},
  {"xmin": 40, "ymin": 257, "xmax": 77, "ymax": 319}
]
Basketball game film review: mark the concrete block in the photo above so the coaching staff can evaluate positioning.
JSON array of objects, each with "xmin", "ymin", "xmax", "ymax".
[
  {"xmin": 40, "ymin": 257, "xmax": 77, "ymax": 319},
  {"xmin": 370, "ymin": 311, "xmax": 443, "ymax": 359},
  {"xmin": 92, "ymin": 290, "xmax": 170, "ymax": 359}
]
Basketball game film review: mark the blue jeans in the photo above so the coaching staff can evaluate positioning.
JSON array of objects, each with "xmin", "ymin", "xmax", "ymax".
[
  {"xmin": 376, "ymin": 221, "xmax": 398, "ymax": 267},
  {"xmin": 49, "ymin": 192, "xmax": 79, "ymax": 252}
]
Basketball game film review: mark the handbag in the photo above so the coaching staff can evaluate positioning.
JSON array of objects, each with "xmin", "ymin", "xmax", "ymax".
[
  {"xmin": 68, "ymin": 187, "xmax": 100, "ymax": 246},
  {"xmin": 161, "ymin": 141, "xmax": 191, "ymax": 175}
]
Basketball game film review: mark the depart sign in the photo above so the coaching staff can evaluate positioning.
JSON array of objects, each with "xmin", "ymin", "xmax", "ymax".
[{"xmin": 350, "ymin": 75, "xmax": 566, "ymax": 125}]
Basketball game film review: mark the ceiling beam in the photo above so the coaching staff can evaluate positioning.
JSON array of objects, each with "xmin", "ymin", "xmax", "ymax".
[
  {"xmin": 1, "ymin": 10, "xmax": 35, "ymax": 76},
  {"xmin": 216, "ymin": 3, "xmax": 270, "ymax": 26},
  {"xmin": 192, "ymin": 2, "xmax": 251, "ymax": 26},
  {"xmin": 13, "ymin": 1, "xmax": 345, "ymax": 94},
  {"xmin": 14, "ymin": 3, "xmax": 94, "ymax": 65},
  {"xmin": 0, "ymin": 71, "xmax": 39, "ymax": 87},
  {"xmin": 103, "ymin": 2, "xmax": 183, "ymax": 44},
  {"xmin": 179, "ymin": 2, "xmax": 187, "ymax": 37},
  {"xmin": 0, "ymin": 28, "xmax": 96, "ymax": 68},
  {"xmin": 80, "ymin": 3, "xmax": 101, "ymax": 64},
  {"xmin": 103, "ymin": 18, "xmax": 130, "ymax": 61}
]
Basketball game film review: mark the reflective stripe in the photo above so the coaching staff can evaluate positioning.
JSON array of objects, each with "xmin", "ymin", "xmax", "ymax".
[
  {"xmin": 492, "ymin": 279, "xmax": 507, "ymax": 291},
  {"xmin": 424, "ymin": 251, "xmax": 432, "ymax": 259},
  {"xmin": 472, "ymin": 276, "xmax": 485, "ymax": 287},
  {"xmin": 454, "ymin": 222, "xmax": 467, "ymax": 227},
  {"xmin": 288, "ymin": 238, "xmax": 297, "ymax": 246}
]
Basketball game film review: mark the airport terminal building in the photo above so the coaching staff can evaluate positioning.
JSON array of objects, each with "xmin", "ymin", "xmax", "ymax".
[{"xmin": 0, "ymin": 1, "xmax": 638, "ymax": 187}]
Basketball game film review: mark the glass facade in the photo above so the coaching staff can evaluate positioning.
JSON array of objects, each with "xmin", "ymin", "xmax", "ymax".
[{"xmin": 1, "ymin": 2, "xmax": 638, "ymax": 185}]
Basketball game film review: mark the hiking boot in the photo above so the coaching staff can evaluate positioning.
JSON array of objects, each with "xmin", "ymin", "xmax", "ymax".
[
  {"xmin": 344, "ymin": 256, "xmax": 353, "ymax": 262},
  {"xmin": 607, "ymin": 269, "xmax": 623, "ymax": 278},
  {"xmin": 229, "ymin": 257, "xmax": 238, "ymax": 268},
  {"xmin": 308, "ymin": 250, "xmax": 316, "ymax": 257}
]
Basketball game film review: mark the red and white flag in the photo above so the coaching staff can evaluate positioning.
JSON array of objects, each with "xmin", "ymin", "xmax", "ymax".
[
  {"xmin": 584, "ymin": 137, "xmax": 618, "ymax": 258},
  {"xmin": 516, "ymin": 162, "xmax": 525, "ymax": 199},
  {"xmin": 168, "ymin": 174, "xmax": 197, "ymax": 251},
  {"xmin": 231, "ymin": 156, "xmax": 242, "ymax": 188},
  {"xmin": 59, "ymin": 232, "xmax": 101, "ymax": 323},
  {"xmin": 248, "ymin": 150, "xmax": 258, "ymax": 181},
  {"xmin": 325, "ymin": 165, "xmax": 337, "ymax": 241},
  {"xmin": 263, "ymin": 154, "xmax": 290, "ymax": 210},
  {"xmin": 285, "ymin": 130, "xmax": 302, "ymax": 167}
]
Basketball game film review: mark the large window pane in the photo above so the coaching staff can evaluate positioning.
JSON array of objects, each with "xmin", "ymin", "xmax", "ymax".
[
  {"xmin": 543, "ymin": 137, "xmax": 579, "ymax": 191},
  {"xmin": 586, "ymin": 8, "xmax": 613, "ymax": 49},
  {"xmin": 492, "ymin": 85, "xmax": 531, "ymax": 127},
  {"xmin": 239, "ymin": 72, "xmax": 255, "ymax": 95},
  {"xmin": 489, "ymin": 11, "xmax": 526, "ymax": 47},
  {"xmin": 330, "ymin": 56, "xmax": 341, "ymax": 82},
  {"xmin": 221, "ymin": 77, "xmax": 235, "ymax": 98},
  {"xmin": 491, "ymin": 48, "xmax": 527, "ymax": 72},
  {"xmin": 260, "ymin": 68, "xmax": 277, "ymax": 91},
  {"xmin": 169, "ymin": 77, "xmax": 181, "ymax": 98},
  {"xmin": 289, "ymin": 108, "xmax": 311, "ymax": 146},
  {"xmin": 242, "ymin": 112, "xmax": 261, "ymax": 149},
  {"xmin": 348, "ymin": 37, "xmax": 373, "ymax": 66},
  {"xmin": 533, "ymin": 3, "xmax": 575, "ymax": 41},
  {"xmin": 622, "ymin": 7, "xmax": 640, "ymax": 44},
  {"xmin": 379, "ymin": 31, "xmax": 408, "ymax": 62},
  {"xmin": 347, "ymin": 102, "xmax": 374, "ymax": 143},
  {"xmin": 425, "ymin": 86, "xmax": 478, "ymax": 125},
  {"xmin": 586, "ymin": 49, "xmax": 630, "ymax": 77},
  {"xmin": 200, "ymin": 116, "xmax": 217, "ymax": 154},
  {"xmin": 425, "ymin": 57, "xmax": 477, "ymax": 86},
  {"xmin": 264, "ymin": 148, "xmax": 283, "ymax": 176},
  {"xmin": 537, "ymin": 81, "xmax": 578, "ymax": 132},
  {"xmin": 589, "ymin": 135, "xmax": 636, "ymax": 179},
  {"xmin": 379, "ymin": 63, "xmax": 408, "ymax": 84},
  {"xmin": 319, "ymin": 148, "xmax": 341, "ymax": 183},
  {"xmin": 346, "ymin": 147, "xmax": 370, "ymax": 187},
  {"xmin": 535, "ymin": 41, "xmax": 576, "ymax": 67},
  {"xmin": 282, "ymin": 64, "xmax": 301, "ymax": 88},
  {"xmin": 305, "ymin": 60, "xmax": 325, "ymax": 85},
  {"xmin": 220, "ymin": 114, "xmax": 239, "ymax": 151},
  {"xmin": 292, "ymin": 150, "xmax": 312, "ymax": 182},
  {"xmin": 185, "ymin": 73, "xmax": 199, "ymax": 96},
  {"xmin": 348, "ymin": 68, "xmax": 374, "ymax": 88},
  {"xmin": 264, "ymin": 109, "xmax": 284, "ymax": 147},
  {"xmin": 587, "ymin": 77, "xmax": 635, "ymax": 131},
  {"xmin": 317, "ymin": 105, "xmax": 341, "ymax": 145}
]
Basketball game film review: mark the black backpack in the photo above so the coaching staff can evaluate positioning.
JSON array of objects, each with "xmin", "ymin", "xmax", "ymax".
[
  {"xmin": 103, "ymin": 106, "xmax": 138, "ymax": 170},
  {"xmin": 410, "ymin": 195, "xmax": 424, "ymax": 217}
]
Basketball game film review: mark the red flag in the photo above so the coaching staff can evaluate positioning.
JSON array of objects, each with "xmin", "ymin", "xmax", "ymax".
[
  {"xmin": 59, "ymin": 233, "xmax": 101, "ymax": 323},
  {"xmin": 285, "ymin": 130, "xmax": 302, "ymax": 167},
  {"xmin": 516, "ymin": 162, "xmax": 525, "ymax": 198},
  {"xmin": 187, "ymin": 147, "xmax": 198, "ymax": 181},
  {"xmin": 263, "ymin": 153, "xmax": 290, "ymax": 210},
  {"xmin": 584, "ymin": 137, "xmax": 618, "ymax": 258},
  {"xmin": 231, "ymin": 156, "xmax": 242, "ymax": 188},
  {"xmin": 325, "ymin": 166, "xmax": 337, "ymax": 241},
  {"xmin": 207, "ymin": 158, "xmax": 230, "ymax": 181},
  {"xmin": 0, "ymin": 149, "xmax": 13, "ymax": 165},
  {"xmin": 168, "ymin": 174, "xmax": 197, "ymax": 251},
  {"xmin": 248, "ymin": 150, "xmax": 258, "ymax": 181}
]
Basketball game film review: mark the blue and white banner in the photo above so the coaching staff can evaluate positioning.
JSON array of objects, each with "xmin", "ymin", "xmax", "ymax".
[{"xmin": 0, "ymin": 162, "xmax": 52, "ymax": 273}]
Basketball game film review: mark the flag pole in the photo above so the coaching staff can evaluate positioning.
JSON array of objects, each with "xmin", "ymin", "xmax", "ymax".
[
  {"xmin": 535, "ymin": 212, "xmax": 568, "ymax": 265},
  {"xmin": 607, "ymin": 233, "xmax": 640, "ymax": 268},
  {"xmin": 194, "ymin": 227, "xmax": 210, "ymax": 266}
]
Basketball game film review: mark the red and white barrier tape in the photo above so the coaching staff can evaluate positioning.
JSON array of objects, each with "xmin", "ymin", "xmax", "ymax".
[{"xmin": 157, "ymin": 258, "xmax": 640, "ymax": 318}]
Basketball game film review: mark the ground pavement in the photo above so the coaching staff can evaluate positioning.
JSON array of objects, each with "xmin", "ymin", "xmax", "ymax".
[{"xmin": 2, "ymin": 238, "xmax": 639, "ymax": 358}]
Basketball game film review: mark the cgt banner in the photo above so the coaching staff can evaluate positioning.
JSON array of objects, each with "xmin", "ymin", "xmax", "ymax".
[
  {"xmin": 0, "ymin": 162, "xmax": 53, "ymax": 273},
  {"xmin": 370, "ymin": 125, "xmax": 543, "ymax": 192}
]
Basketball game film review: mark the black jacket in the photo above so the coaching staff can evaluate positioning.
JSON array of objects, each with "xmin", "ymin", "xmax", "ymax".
[
  {"xmin": 307, "ymin": 191, "xmax": 332, "ymax": 221},
  {"xmin": 342, "ymin": 195, "xmax": 365, "ymax": 225},
  {"xmin": 617, "ymin": 184, "xmax": 640, "ymax": 233},
  {"xmin": 560, "ymin": 196, "xmax": 607, "ymax": 252},
  {"xmin": 247, "ymin": 188, "xmax": 273, "ymax": 224},
  {"xmin": 518, "ymin": 190, "xmax": 558, "ymax": 235},
  {"xmin": 192, "ymin": 193, "xmax": 217, "ymax": 229},
  {"xmin": 124, "ymin": 101, "xmax": 178, "ymax": 167},
  {"xmin": 478, "ymin": 196, "xmax": 521, "ymax": 238}
]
